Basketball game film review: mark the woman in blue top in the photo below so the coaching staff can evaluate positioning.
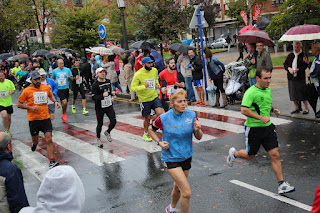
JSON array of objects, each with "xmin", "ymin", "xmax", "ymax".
[{"xmin": 148, "ymin": 89, "xmax": 203, "ymax": 213}]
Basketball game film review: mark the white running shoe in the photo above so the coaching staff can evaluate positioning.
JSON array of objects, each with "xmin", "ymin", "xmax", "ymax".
[
  {"xmin": 227, "ymin": 147, "xmax": 237, "ymax": 167},
  {"xmin": 104, "ymin": 130, "xmax": 112, "ymax": 142},
  {"xmin": 96, "ymin": 138, "xmax": 103, "ymax": 148},
  {"xmin": 278, "ymin": 181, "xmax": 295, "ymax": 194}
]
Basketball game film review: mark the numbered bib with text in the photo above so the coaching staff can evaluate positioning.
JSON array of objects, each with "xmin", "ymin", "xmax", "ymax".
[
  {"xmin": 76, "ymin": 77, "xmax": 82, "ymax": 84},
  {"xmin": 167, "ymin": 85, "xmax": 174, "ymax": 96},
  {"xmin": 58, "ymin": 78, "xmax": 67, "ymax": 86},
  {"xmin": 145, "ymin": 79, "xmax": 155, "ymax": 90},
  {"xmin": 101, "ymin": 96, "xmax": 112, "ymax": 108},
  {"xmin": 33, "ymin": 92, "xmax": 47, "ymax": 104},
  {"xmin": 0, "ymin": 90, "xmax": 8, "ymax": 99}
]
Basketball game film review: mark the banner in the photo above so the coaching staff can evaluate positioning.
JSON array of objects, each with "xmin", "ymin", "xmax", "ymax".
[
  {"xmin": 252, "ymin": 3, "xmax": 262, "ymax": 21},
  {"xmin": 240, "ymin": 11, "xmax": 248, "ymax": 26}
]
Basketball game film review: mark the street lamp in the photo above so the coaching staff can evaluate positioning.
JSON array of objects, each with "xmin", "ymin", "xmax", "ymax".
[{"xmin": 117, "ymin": 0, "xmax": 128, "ymax": 50}]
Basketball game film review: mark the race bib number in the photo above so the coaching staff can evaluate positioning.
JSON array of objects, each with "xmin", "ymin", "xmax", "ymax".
[
  {"xmin": 167, "ymin": 85, "xmax": 174, "ymax": 96},
  {"xmin": 57, "ymin": 78, "xmax": 67, "ymax": 86},
  {"xmin": 33, "ymin": 92, "xmax": 47, "ymax": 104},
  {"xmin": 101, "ymin": 96, "xmax": 112, "ymax": 108},
  {"xmin": 0, "ymin": 90, "xmax": 8, "ymax": 99},
  {"xmin": 76, "ymin": 77, "xmax": 82, "ymax": 84},
  {"xmin": 145, "ymin": 79, "xmax": 155, "ymax": 90}
]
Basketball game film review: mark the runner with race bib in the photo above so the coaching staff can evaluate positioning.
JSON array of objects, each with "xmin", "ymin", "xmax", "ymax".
[{"xmin": 92, "ymin": 68, "xmax": 116, "ymax": 147}]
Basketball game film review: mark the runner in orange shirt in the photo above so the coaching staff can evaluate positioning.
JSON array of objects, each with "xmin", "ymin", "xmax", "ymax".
[{"xmin": 17, "ymin": 71, "xmax": 61, "ymax": 168}]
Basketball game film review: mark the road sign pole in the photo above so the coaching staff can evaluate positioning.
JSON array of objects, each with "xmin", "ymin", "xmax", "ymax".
[
  {"xmin": 104, "ymin": 38, "xmax": 107, "ymax": 48},
  {"xmin": 197, "ymin": 8, "xmax": 208, "ymax": 101}
]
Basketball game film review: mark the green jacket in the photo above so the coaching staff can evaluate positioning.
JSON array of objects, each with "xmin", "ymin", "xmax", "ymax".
[
  {"xmin": 131, "ymin": 67, "xmax": 159, "ymax": 103},
  {"xmin": 246, "ymin": 58, "xmax": 257, "ymax": 78}
]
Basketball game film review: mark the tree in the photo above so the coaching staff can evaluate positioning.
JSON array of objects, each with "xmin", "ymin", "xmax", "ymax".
[
  {"xmin": 266, "ymin": 0, "xmax": 320, "ymax": 40},
  {"xmin": 51, "ymin": 0, "xmax": 108, "ymax": 56}
]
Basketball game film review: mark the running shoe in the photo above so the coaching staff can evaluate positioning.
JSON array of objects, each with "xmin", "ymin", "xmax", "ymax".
[
  {"xmin": 104, "ymin": 130, "xmax": 112, "ymax": 142},
  {"xmin": 31, "ymin": 143, "xmax": 37, "ymax": 152},
  {"xmin": 142, "ymin": 133, "xmax": 153, "ymax": 142},
  {"xmin": 4, "ymin": 130, "xmax": 11, "ymax": 136},
  {"xmin": 201, "ymin": 102, "xmax": 206, "ymax": 106},
  {"xmin": 227, "ymin": 147, "xmax": 237, "ymax": 167},
  {"xmin": 278, "ymin": 181, "xmax": 295, "ymax": 194},
  {"xmin": 115, "ymin": 89, "xmax": 121, "ymax": 93},
  {"xmin": 165, "ymin": 205, "xmax": 176, "ymax": 213},
  {"xmin": 82, "ymin": 108, "xmax": 89, "ymax": 115},
  {"xmin": 97, "ymin": 138, "xmax": 103, "ymax": 148},
  {"xmin": 61, "ymin": 113, "xmax": 67, "ymax": 123},
  {"xmin": 72, "ymin": 105, "xmax": 76, "ymax": 114},
  {"xmin": 49, "ymin": 160, "xmax": 59, "ymax": 169}
]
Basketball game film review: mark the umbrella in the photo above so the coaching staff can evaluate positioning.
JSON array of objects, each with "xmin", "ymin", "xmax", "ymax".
[
  {"xmin": 206, "ymin": 85, "xmax": 217, "ymax": 100},
  {"xmin": 306, "ymin": 80, "xmax": 318, "ymax": 114},
  {"xmin": 50, "ymin": 49, "xmax": 62, "ymax": 54},
  {"xmin": 108, "ymin": 46, "xmax": 125, "ymax": 55},
  {"xmin": 12, "ymin": 55, "xmax": 28, "ymax": 61},
  {"xmin": 89, "ymin": 47, "xmax": 113, "ymax": 56},
  {"xmin": 0, "ymin": 53, "xmax": 13, "ymax": 60},
  {"xmin": 279, "ymin": 24, "xmax": 320, "ymax": 41},
  {"xmin": 168, "ymin": 43, "xmax": 192, "ymax": 54},
  {"xmin": 239, "ymin": 25, "xmax": 260, "ymax": 34},
  {"xmin": 130, "ymin": 41, "xmax": 155, "ymax": 50},
  {"xmin": 151, "ymin": 49, "xmax": 165, "ymax": 71},
  {"xmin": 32, "ymin": 49, "xmax": 50, "ymax": 57},
  {"xmin": 237, "ymin": 30, "xmax": 275, "ymax": 46},
  {"xmin": 256, "ymin": 17, "xmax": 271, "ymax": 30},
  {"xmin": 47, "ymin": 53, "xmax": 61, "ymax": 59}
]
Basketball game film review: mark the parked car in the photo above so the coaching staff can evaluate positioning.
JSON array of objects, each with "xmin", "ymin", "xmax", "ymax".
[{"xmin": 210, "ymin": 38, "xmax": 234, "ymax": 49}]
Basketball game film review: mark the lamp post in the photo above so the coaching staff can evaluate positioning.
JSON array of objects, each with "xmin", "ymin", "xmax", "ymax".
[{"xmin": 117, "ymin": 0, "xmax": 128, "ymax": 50}]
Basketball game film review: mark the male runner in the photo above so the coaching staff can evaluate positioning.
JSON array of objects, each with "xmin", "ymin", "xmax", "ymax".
[
  {"xmin": 227, "ymin": 67, "xmax": 295, "ymax": 194},
  {"xmin": 92, "ymin": 68, "xmax": 116, "ymax": 147},
  {"xmin": 71, "ymin": 59, "xmax": 89, "ymax": 115},
  {"xmin": 0, "ymin": 71, "xmax": 15, "ymax": 135},
  {"xmin": 52, "ymin": 59, "xmax": 73, "ymax": 122},
  {"xmin": 17, "ymin": 71, "xmax": 61, "ymax": 168},
  {"xmin": 131, "ymin": 57, "xmax": 164, "ymax": 141}
]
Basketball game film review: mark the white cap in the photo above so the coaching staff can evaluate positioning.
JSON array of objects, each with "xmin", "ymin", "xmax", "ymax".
[
  {"xmin": 39, "ymin": 69, "xmax": 46, "ymax": 76},
  {"xmin": 96, "ymin": 67, "xmax": 104, "ymax": 75}
]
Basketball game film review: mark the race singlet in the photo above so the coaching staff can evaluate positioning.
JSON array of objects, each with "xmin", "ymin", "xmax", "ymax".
[
  {"xmin": 0, "ymin": 90, "xmax": 8, "ymax": 99},
  {"xmin": 33, "ymin": 92, "xmax": 47, "ymax": 104},
  {"xmin": 145, "ymin": 79, "xmax": 155, "ymax": 90},
  {"xmin": 57, "ymin": 78, "xmax": 67, "ymax": 86},
  {"xmin": 101, "ymin": 96, "xmax": 112, "ymax": 108},
  {"xmin": 76, "ymin": 76, "xmax": 82, "ymax": 85}
]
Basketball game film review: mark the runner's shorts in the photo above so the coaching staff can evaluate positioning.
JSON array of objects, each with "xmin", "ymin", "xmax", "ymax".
[
  {"xmin": 29, "ymin": 118, "xmax": 53, "ymax": 136},
  {"xmin": 0, "ymin": 105, "xmax": 13, "ymax": 114},
  {"xmin": 72, "ymin": 84, "xmax": 86, "ymax": 100},
  {"xmin": 57, "ymin": 89, "xmax": 69, "ymax": 101},
  {"xmin": 48, "ymin": 103, "xmax": 55, "ymax": 114},
  {"xmin": 164, "ymin": 157, "xmax": 192, "ymax": 171},
  {"xmin": 140, "ymin": 97, "xmax": 163, "ymax": 117},
  {"xmin": 245, "ymin": 124, "xmax": 278, "ymax": 155}
]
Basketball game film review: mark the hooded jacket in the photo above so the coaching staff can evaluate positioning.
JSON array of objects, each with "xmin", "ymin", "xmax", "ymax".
[
  {"xmin": 0, "ymin": 152, "xmax": 29, "ymax": 213},
  {"xmin": 19, "ymin": 165, "xmax": 85, "ymax": 213}
]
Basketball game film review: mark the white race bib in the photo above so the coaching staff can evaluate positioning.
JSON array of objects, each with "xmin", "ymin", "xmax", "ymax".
[
  {"xmin": 0, "ymin": 90, "xmax": 8, "ymax": 99},
  {"xmin": 33, "ymin": 92, "xmax": 47, "ymax": 104},
  {"xmin": 145, "ymin": 79, "xmax": 155, "ymax": 90},
  {"xmin": 101, "ymin": 96, "xmax": 112, "ymax": 108},
  {"xmin": 76, "ymin": 76, "xmax": 82, "ymax": 84},
  {"xmin": 167, "ymin": 85, "xmax": 174, "ymax": 96},
  {"xmin": 57, "ymin": 78, "xmax": 67, "ymax": 86}
]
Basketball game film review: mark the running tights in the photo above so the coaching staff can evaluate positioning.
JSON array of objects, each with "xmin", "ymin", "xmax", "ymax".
[{"xmin": 95, "ymin": 107, "xmax": 117, "ymax": 138}]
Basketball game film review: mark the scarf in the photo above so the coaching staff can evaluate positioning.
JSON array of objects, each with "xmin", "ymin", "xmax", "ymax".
[{"xmin": 292, "ymin": 50, "xmax": 302, "ymax": 77}]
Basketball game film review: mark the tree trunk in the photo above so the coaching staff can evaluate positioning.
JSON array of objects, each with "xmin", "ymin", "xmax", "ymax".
[
  {"xmin": 41, "ymin": 33, "xmax": 45, "ymax": 49},
  {"xmin": 160, "ymin": 43, "xmax": 163, "ymax": 58}
]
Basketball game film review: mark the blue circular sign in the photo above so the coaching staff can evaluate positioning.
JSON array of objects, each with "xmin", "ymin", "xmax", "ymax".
[{"xmin": 98, "ymin": 24, "xmax": 106, "ymax": 39}]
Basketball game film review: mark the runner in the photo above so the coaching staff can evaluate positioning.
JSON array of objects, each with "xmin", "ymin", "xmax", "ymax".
[
  {"xmin": 71, "ymin": 59, "xmax": 89, "ymax": 115},
  {"xmin": 148, "ymin": 89, "xmax": 203, "ymax": 213},
  {"xmin": 131, "ymin": 57, "xmax": 164, "ymax": 142},
  {"xmin": 227, "ymin": 67, "xmax": 295, "ymax": 194},
  {"xmin": 39, "ymin": 69, "xmax": 58, "ymax": 120},
  {"xmin": 52, "ymin": 59, "xmax": 73, "ymax": 123},
  {"xmin": 92, "ymin": 68, "xmax": 116, "ymax": 147},
  {"xmin": 17, "ymin": 71, "xmax": 61, "ymax": 168},
  {"xmin": 0, "ymin": 71, "xmax": 15, "ymax": 136}
]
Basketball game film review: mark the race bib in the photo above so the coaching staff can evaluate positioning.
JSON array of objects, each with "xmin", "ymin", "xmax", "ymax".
[
  {"xmin": 57, "ymin": 78, "xmax": 67, "ymax": 86},
  {"xmin": 145, "ymin": 79, "xmax": 155, "ymax": 90},
  {"xmin": 0, "ymin": 90, "xmax": 8, "ymax": 99},
  {"xmin": 101, "ymin": 96, "xmax": 112, "ymax": 108},
  {"xmin": 167, "ymin": 85, "xmax": 174, "ymax": 96},
  {"xmin": 76, "ymin": 76, "xmax": 82, "ymax": 84},
  {"xmin": 33, "ymin": 92, "xmax": 47, "ymax": 104}
]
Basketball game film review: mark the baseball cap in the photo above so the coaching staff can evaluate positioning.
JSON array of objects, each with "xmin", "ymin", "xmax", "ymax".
[
  {"xmin": 141, "ymin": 57, "xmax": 154, "ymax": 64},
  {"xmin": 96, "ymin": 67, "xmax": 105, "ymax": 75},
  {"xmin": 30, "ymin": 71, "xmax": 41, "ymax": 79},
  {"xmin": 39, "ymin": 69, "xmax": 46, "ymax": 76}
]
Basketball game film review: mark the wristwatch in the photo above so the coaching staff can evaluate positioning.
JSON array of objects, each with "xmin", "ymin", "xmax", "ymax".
[{"xmin": 156, "ymin": 140, "xmax": 161, "ymax": 146}]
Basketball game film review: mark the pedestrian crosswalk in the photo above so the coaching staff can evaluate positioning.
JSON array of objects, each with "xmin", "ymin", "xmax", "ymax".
[{"xmin": 12, "ymin": 106, "xmax": 292, "ymax": 181}]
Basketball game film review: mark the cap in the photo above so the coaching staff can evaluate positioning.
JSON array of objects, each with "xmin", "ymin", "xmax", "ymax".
[
  {"xmin": 30, "ymin": 71, "xmax": 41, "ymax": 79},
  {"xmin": 26, "ymin": 67, "xmax": 32, "ymax": 71},
  {"xmin": 96, "ymin": 67, "xmax": 105, "ymax": 75},
  {"xmin": 39, "ymin": 69, "xmax": 46, "ymax": 76},
  {"xmin": 141, "ymin": 57, "xmax": 154, "ymax": 64}
]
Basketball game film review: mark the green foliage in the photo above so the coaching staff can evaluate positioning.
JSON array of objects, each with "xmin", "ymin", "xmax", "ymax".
[
  {"xmin": 170, "ymin": 40, "xmax": 182, "ymax": 45},
  {"xmin": 266, "ymin": 0, "xmax": 320, "ymax": 40},
  {"xmin": 51, "ymin": 0, "xmax": 107, "ymax": 55},
  {"xmin": 17, "ymin": 39, "xmax": 52, "ymax": 55}
]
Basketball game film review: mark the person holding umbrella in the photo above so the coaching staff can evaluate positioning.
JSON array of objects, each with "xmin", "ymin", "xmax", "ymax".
[{"xmin": 284, "ymin": 41, "xmax": 309, "ymax": 114}]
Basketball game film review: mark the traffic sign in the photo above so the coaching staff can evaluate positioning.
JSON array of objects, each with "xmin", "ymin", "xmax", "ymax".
[
  {"xmin": 98, "ymin": 24, "xmax": 106, "ymax": 39},
  {"xmin": 189, "ymin": 9, "xmax": 208, "ymax": 29}
]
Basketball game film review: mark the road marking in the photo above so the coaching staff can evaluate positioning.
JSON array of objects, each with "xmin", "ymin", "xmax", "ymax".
[
  {"xmin": 230, "ymin": 180, "xmax": 312, "ymax": 211},
  {"xmin": 12, "ymin": 140, "xmax": 48, "ymax": 181},
  {"xmin": 53, "ymin": 131, "xmax": 125, "ymax": 166}
]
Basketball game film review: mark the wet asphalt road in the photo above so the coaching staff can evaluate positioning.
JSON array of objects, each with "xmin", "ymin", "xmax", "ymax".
[{"xmin": 7, "ymin": 92, "xmax": 320, "ymax": 213}]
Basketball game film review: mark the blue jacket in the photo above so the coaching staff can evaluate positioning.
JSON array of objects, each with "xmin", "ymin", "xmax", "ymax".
[
  {"xmin": 160, "ymin": 109, "xmax": 196, "ymax": 162},
  {"xmin": 45, "ymin": 78, "xmax": 58, "ymax": 100},
  {"xmin": 0, "ymin": 152, "xmax": 29, "ymax": 213},
  {"xmin": 309, "ymin": 54, "xmax": 320, "ymax": 80},
  {"xmin": 207, "ymin": 56, "xmax": 225, "ymax": 80}
]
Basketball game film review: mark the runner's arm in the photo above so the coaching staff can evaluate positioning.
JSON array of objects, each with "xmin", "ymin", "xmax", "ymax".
[
  {"xmin": 241, "ymin": 106, "xmax": 270, "ymax": 123},
  {"xmin": 91, "ymin": 83, "xmax": 104, "ymax": 102},
  {"xmin": 17, "ymin": 101, "xmax": 35, "ymax": 111},
  {"xmin": 130, "ymin": 74, "xmax": 146, "ymax": 92}
]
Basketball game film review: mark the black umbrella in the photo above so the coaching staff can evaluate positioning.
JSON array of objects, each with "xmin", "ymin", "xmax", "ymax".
[
  {"xmin": 256, "ymin": 17, "xmax": 271, "ymax": 30},
  {"xmin": 306, "ymin": 80, "xmax": 318, "ymax": 114},
  {"xmin": 130, "ymin": 41, "xmax": 155, "ymax": 50},
  {"xmin": 32, "ymin": 49, "xmax": 50, "ymax": 57},
  {"xmin": 47, "ymin": 53, "xmax": 61, "ymax": 59},
  {"xmin": 168, "ymin": 43, "xmax": 192, "ymax": 54},
  {"xmin": 0, "ymin": 53, "xmax": 13, "ymax": 60}
]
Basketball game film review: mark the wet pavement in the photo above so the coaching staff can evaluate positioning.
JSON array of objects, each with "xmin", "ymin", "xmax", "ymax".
[{"xmin": 7, "ymin": 90, "xmax": 320, "ymax": 213}]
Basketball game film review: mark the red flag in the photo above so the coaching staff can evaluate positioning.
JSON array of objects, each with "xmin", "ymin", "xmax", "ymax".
[
  {"xmin": 252, "ymin": 3, "xmax": 262, "ymax": 21},
  {"xmin": 240, "ymin": 11, "xmax": 248, "ymax": 26}
]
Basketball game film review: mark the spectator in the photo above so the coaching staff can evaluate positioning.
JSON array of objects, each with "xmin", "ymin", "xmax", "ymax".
[
  {"xmin": 19, "ymin": 165, "xmax": 85, "ymax": 213},
  {"xmin": 134, "ymin": 50, "xmax": 143, "ymax": 71},
  {"xmin": 180, "ymin": 52, "xmax": 196, "ymax": 103},
  {"xmin": 80, "ymin": 57, "xmax": 92, "ymax": 92},
  {"xmin": 123, "ymin": 57, "xmax": 135, "ymax": 101},
  {"xmin": 236, "ymin": 41, "xmax": 244, "ymax": 62},
  {"xmin": 244, "ymin": 43, "xmax": 258, "ymax": 86},
  {"xmin": 255, "ymin": 41, "xmax": 273, "ymax": 71},
  {"xmin": 0, "ymin": 132, "xmax": 29, "ymax": 213},
  {"xmin": 226, "ymin": 35, "xmax": 232, "ymax": 52},
  {"xmin": 90, "ymin": 57, "xmax": 99, "ymax": 80}
]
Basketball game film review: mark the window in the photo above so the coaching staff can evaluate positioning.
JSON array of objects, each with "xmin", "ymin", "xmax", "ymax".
[
  {"xmin": 272, "ymin": 0, "xmax": 284, "ymax": 7},
  {"xmin": 30, "ymin": 29, "xmax": 37, "ymax": 38}
]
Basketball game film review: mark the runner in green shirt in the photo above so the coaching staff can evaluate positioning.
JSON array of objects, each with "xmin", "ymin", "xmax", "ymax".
[
  {"xmin": 226, "ymin": 67, "xmax": 295, "ymax": 195},
  {"xmin": 0, "ymin": 71, "xmax": 16, "ymax": 136}
]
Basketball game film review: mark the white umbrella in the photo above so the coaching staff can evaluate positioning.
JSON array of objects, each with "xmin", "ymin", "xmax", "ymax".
[
  {"xmin": 279, "ymin": 24, "xmax": 320, "ymax": 41},
  {"xmin": 89, "ymin": 47, "xmax": 113, "ymax": 55},
  {"xmin": 108, "ymin": 46, "xmax": 125, "ymax": 55}
]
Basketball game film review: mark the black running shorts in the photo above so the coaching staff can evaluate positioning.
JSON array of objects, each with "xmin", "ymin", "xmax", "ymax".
[
  {"xmin": 29, "ymin": 118, "xmax": 53, "ymax": 136},
  {"xmin": 164, "ymin": 157, "xmax": 192, "ymax": 171}
]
